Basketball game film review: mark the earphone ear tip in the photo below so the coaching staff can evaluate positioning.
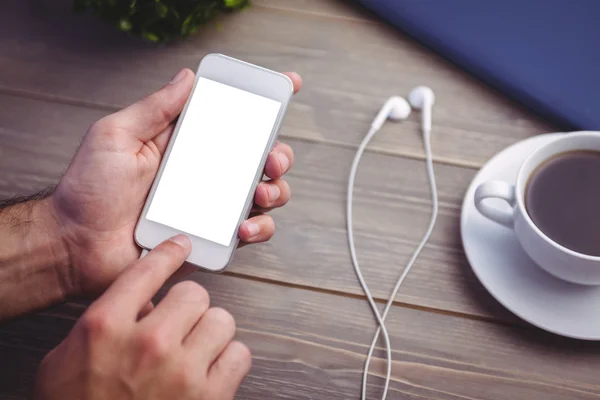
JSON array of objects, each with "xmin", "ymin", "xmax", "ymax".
[
  {"xmin": 388, "ymin": 96, "xmax": 411, "ymax": 120},
  {"xmin": 408, "ymin": 86, "xmax": 435, "ymax": 109}
]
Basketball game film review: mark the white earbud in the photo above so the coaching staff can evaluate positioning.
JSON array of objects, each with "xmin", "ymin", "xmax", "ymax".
[
  {"xmin": 370, "ymin": 96, "xmax": 411, "ymax": 131},
  {"xmin": 408, "ymin": 86, "xmax": 435, "ymax": 135}
]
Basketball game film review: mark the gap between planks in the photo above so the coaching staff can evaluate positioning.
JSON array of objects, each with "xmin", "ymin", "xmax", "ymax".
[
  {"xmin": 220, "ymin": 270, "xmax": 531, "ymax": 331},
  {"xmin": 0, "ymin": 85, "xmax": 483, "ymax": 170}
]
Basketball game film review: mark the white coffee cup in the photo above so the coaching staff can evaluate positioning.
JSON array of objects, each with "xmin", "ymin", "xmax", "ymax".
[{"xmin": 475, "ymin": 131, "xmax": 600, "ymax": 285}]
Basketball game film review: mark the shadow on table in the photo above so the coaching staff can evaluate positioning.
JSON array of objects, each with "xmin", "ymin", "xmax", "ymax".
[
  {"xmin": 1, "ymin": 0, "xmax": 231, "ymax": 109},
  {"xmin": 0, "ymin": 302, "xmax": 83, "ymax": 399},
  {"xmin": 458, "ymin": 247, "xmax": 600, "ymax": 354},
  {"xmin": 7, "ymin": 0, "xmax": 153, "ymax": 53}
]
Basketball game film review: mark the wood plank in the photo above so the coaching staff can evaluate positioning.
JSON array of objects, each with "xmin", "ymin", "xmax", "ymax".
[
  {"xmin": 1, "ymin": 274, "xmax": 600, "ymax": 400},
  {"xmin": 0, "ymin": 93, "xmax": 511, "ymax": 322},
  {"xmin": 0, "ymin": 0, "xmax": 554, "ymax": 168},
  {"xmin": 235, "ymin": 141, "xmax": 512, "ymax": 320},
  {"xmin": 1, "ymin": 2, "xmax": 595, "ymax": 400}
]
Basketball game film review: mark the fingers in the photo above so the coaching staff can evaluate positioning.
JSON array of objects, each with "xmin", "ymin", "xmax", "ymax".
[
  {"xmin": 238, "ymin": 214, "xmax": 275, "ymax": 244},
  {"xmin": 241, "ymin": 141, "xmax": 293, "ymax": 246},
  {"xmin": 264, "ymin": 141, "xmax": 294, "ymax": 180},
  {"xmin": 143, "ymin": 281, "xmax": 209, "ymax": 341},
  {"xmin": 253, "ymin": 179, "xmax": 291, "ymax": 210},
  {"xmin": 183, "ymin": 307, "xmax": 236, "ymax": 366},
  {"xmin": 282, "ymin": 72, "xmax": 303, "ymax": 94},
  {"xmin": 94, "ymin": 235, "xmax": 192, "ymax": 318},
  {"xmin": 109, "ymin": 68, "xmax": 195, "ymax": 144},
  {"xmin": 208, "ymin": 341, "xmax": 252, "ymax": 400}
]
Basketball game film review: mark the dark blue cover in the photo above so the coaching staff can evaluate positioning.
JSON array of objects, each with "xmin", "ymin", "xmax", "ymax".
[{"xmin": 357, "ymin": 0, "xmax": 600, "ymax": 130}]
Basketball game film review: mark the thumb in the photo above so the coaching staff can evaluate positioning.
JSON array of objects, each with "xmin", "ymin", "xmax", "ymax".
[{"xmin": 110, "ymin": 68, "xmax": 195, "ymax": 143}]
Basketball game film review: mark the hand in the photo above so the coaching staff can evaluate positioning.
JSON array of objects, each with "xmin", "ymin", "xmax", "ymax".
[
  {"xmin": 50, "ymin": 68, "xmax": 302, "ymax": 297},
  {"xmin": 34, "ymin": 235, "xmax": 250, "ymax": 400}
]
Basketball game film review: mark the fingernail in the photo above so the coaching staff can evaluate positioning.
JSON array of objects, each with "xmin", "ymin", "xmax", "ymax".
[
  {"xmin": 169, "ymin": 234, "xmax": 191, "ymax": 248},
  {"xmin": 269, "ymin": 185, "xmax": 281, "ymax": 202},
  {"xmin": 169, "ymin": 69, "xmax": 187, "ymax": 85},
  {"xmin": 277, "ymin": 152, "xmax": 290, "ymax": 173},
  {"xmin": 245, "ymin": 222, "xmax": 260, "ymax": 238}
]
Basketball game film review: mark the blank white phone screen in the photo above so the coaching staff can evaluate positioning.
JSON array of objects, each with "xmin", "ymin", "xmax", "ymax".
[{"xmin": 146, "ymin": 77, "xmax": 281, "ymax": 246}]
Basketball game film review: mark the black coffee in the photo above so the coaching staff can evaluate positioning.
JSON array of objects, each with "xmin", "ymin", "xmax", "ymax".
[{"xmin": 526, "ymin": 150, "xmax": 600, "ymax": 256}]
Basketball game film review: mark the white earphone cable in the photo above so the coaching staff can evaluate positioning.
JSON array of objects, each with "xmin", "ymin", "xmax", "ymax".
[
  {"xmin": 347, "ymin": 126, "xmax": 438, "ymax": 400},
  {"xmin": 347, "ymin": 126, "xmax": 394, "ymax": 399}
]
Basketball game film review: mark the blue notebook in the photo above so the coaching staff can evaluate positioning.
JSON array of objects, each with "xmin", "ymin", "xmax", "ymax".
[{"xmin": 357, "ymin": 0, "xmax": 600, "ymax": 130}]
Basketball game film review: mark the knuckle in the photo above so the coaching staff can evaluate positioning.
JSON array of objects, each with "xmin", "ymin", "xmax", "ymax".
[
  {"xmin": 205, "ymin": 307, "xmax": 236, "ymax": 334},
  {"xmin": 138, "ymin": 329, "xmax": 171, "ymax": 360},
  {"xmin": 79, "ymin": 307, "xmax": 117, "ymax": 338},
  {"xmin": 229, "ymin": 341, "xmax": 252, "ymax": 372},
  {"xmin": 170, "ymin": 281, "xmax": 210, "ymax": 306},
  {"xmin": 266, "ymin": 217, "xmax": 276, "ymax": 232},
  {"xmin": 278, "ymin": 142, "xmax": 294, "ymax": 163},
  {"xmin": 258, "ymin": 182, "xmax": 269, "ymax": 195},
  {"xmin": 143, "ymin": 95, "xmax": 175, "ymax": 127},
  {"xmin": 125, "ymin": 262, "xmax": 155, "ymax": 282},
  {"xmin": 172, "ymin": 366, "xmax": 199, "ymax": 393},
  {"xmin": 280, "ymin": 180, "xmax": 291, "ymax": 197}
]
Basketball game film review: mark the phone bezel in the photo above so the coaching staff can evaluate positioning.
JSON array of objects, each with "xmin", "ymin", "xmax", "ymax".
[{"xmin": 135, "ymin": 53, "xmax": 294, "ymax": 272}]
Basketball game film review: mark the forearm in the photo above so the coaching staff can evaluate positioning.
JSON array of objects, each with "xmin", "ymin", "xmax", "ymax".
[{"xmin": 0, "ymin": 191, "xmax": 71, "ymax": 321}]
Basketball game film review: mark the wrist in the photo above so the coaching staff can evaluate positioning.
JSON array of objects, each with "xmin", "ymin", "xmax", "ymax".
[
  {"xmin": 0, "ymin": 194, "xmax": 75, "ymax": 320},
  {"xmin": 35, "ymin": 197, "xmax": 76, "ymax": 300}
]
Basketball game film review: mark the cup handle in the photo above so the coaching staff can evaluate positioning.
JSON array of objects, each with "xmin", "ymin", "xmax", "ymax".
[{"xmin": 474, "ymin": 181, "xmax": 516, "ymax": 228}]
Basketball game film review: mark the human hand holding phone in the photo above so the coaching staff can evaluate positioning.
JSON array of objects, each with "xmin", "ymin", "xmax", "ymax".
[
  {"xmin": 35, "ymin": 235, "xmax": 250, "ymax": 400},
  {"xmin": 49, "ymin": 67, "xmax": 302, "ymax": 298}
]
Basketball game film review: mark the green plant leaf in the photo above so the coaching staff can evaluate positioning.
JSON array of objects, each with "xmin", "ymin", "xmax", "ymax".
[
  {"xmin": 155, "ymin": 2, "xmax": 168, "ymax": 18},
  {"xmin": 224, "ymin": 0, "xmax": 246, "ymax": 8},
  {"xmin": 143, "ymin": 31, "xmax": 160, "ymax": 42},
  {"xmin": 119, "ymin": 19, "xmax": 133, "ymax": 31},
  {"xmin": 73, "ymin": 0, "xmax": 251, "ymax": 43},
  {"xmin": 181, "ymin": 14, "xmax": 194, "ymax": 35}
]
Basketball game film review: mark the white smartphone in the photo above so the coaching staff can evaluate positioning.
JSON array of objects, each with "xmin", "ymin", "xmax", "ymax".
[{"xmin": 135, "ymin": 53, "xmax": 294, "ymax": 272}]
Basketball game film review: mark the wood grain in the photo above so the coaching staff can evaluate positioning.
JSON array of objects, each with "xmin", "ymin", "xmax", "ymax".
[
  {"xmin": 2, "ymin": 275, "xmax": 600, "ymax": 400},
  {"xmin": 0, "ymin": 93, "xmax": 513, "ymax": 322},
  {"xmin": 0, "ymin": 0, "xmax": 554, "ymax": 168},
  {"xmin": 0, "ymin": 1, "xmax": 590, "ymax": 399}
]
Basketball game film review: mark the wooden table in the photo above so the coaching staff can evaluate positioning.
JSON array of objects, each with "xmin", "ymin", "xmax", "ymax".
[{"xmin": 1, "ymin": 1, "xmax": 599, "ymax": 399}]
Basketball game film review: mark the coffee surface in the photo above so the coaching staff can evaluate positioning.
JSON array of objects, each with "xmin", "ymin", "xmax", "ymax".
[{"xmin": 526, "ymin": 150, "xmax": 600, "ymax": 257}]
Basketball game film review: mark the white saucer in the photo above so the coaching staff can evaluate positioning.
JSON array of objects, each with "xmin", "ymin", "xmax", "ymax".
[{"xmin": 461, "ymin": 133, "xmax": 600, "ymax": 340}]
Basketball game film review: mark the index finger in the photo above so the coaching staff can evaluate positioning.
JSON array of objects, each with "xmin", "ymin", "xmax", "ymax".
[{"xmin": 94, "ymin": 235, "xmax": 192, "ymax": 319}]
